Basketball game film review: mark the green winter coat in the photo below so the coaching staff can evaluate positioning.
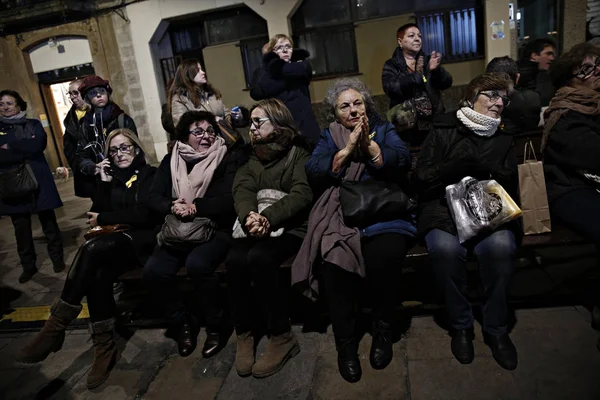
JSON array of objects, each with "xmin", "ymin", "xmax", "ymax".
[{"xmin": 233, "ymin": 145, "xmax": 313, "ymax": 238}]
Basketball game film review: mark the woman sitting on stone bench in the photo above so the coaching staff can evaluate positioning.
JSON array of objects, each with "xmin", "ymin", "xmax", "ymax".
[
  {"xmin": 227, "ymin": 98, "xmax": 313, "ymax": 379},
  {"xmin": 542, "ymin": 43, "xmax": 600, "ymax": 338},
  {"xmin": 144, "ymin": 110, "xmax": 247, "ymax": 359},
  {"xmin": 293, "ymin": 77, "xmax": 414, "ymax": 383},
  {"xmin": 413, "ymin": 73, "xmax": 519, "ymax": 370},
  {"xmin": 17, "ymin": 128, "xmax": 161, "ymax": 390}
]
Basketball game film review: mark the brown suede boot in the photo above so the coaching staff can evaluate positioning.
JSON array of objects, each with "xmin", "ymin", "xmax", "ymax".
[
  {"xmin": 235, "ymin": 332, "xmax": 255, "ymax": 377},
  {"xmin": 16, "ymin": 298, "xmax": 82, "ymax": 363},
  {"xmin": 86, "ymin": 318, "xmax": 118, "ymax": 390},
  {"xmin": 252, "ymin": 330, "xmax": 300, "ymax": 378}
]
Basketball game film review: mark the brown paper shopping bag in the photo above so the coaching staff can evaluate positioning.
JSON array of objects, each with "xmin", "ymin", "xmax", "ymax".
[{"xmin": 518, "ymin": 141, "xmax": 552, "ymax": 235}]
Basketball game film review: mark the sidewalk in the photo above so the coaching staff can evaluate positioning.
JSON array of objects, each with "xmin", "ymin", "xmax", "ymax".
[{"xmin": 1, "ymin": 180, "xmax": 600, "ymax": 399}]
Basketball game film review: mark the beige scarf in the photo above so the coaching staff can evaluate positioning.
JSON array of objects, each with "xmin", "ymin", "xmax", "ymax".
[
  {"xmin": 542, "ymin": 86, "xmax": 600, "ymax": 151},
  {"xmin": 170, "ymin": 138, "xmax": 227, "ymax": 203}
]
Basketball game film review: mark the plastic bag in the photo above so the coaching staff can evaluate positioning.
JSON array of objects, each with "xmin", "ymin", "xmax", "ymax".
[{"xmin": 446, "ymin": 177, "xmax": 522, "ymax": 243}]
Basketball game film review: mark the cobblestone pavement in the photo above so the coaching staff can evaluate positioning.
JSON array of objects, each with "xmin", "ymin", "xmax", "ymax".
[{"xmin": 1, "ymin": 179, "xmax": 600, "ymax": 400}]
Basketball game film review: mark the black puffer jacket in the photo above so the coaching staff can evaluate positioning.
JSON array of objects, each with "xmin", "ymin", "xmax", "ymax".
[
  {"xmin": 412, "ymin": 114, "xmax": 518, "ymax": 238},
  {"xmin": 90, "ymin": 161, "xmax": 162, "ymax": 262},
  {"xmin": 250, "ymin": 49, "xmax": 320, "ymax": 145},
  {"xmin": 382, "ymin": 47, "xmax": 453, "ymax": 112},
  {"xmin": 544, "ymin": 111, "xmax": 600, "ymax": 204}
]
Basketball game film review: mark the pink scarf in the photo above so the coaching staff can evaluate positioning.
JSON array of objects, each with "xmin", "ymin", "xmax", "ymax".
[{"xmin": 170, "ymin": 138, "xmax": 227, "ymax": 203}]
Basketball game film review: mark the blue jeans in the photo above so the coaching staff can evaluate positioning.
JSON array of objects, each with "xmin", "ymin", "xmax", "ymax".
[{"xmin": 425, "ymin": 229, "xmax": 517, "ymax": 335}]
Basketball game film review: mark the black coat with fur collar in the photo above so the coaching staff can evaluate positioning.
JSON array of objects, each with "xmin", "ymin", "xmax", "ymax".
[{"xmin": 250, "ymin": 49, "xmax": 320, "ymax": 145}]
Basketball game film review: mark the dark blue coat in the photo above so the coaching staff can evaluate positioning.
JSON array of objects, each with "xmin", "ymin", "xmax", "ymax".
[
  {"xmin": 305, "ymin": 116, "xmax": 416, "ymax": 238},
  {"xmin": 250, "ymin": 49, "xmax": 320, "ymax": 146},
  {"xmin": 0, "ymin": 118, "xmax": 63, "ymax": 215}
]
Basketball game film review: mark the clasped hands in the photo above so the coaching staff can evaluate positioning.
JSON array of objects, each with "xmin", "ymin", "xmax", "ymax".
[
  {"xmin": 171, "ymin": 198, "xmax": 196, "ymax": 220},
  {"xmin": 333, "ymin": 115, "xmax": 382, "ymax": 173},
  {"xmin": 245, "ymin": 211, "xmax": 270, "ymax": 238}
]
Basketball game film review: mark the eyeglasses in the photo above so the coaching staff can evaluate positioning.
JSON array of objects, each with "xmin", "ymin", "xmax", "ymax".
[
  {"xmin": 108, "ymin": 144, "xmax": 134, "ymax": 157},
  {"xmin": 189, "ymin": 126, "xmax": 216, "ymax": 137},
  {"xmin": 477, "ymin": 91, "xmax": 510, "ymax": 107},
  {"xmin": 573, "ymin": 58, "xmax": 600, "ymax": 79},
  {"xmin": 87, "ymin": 88, "xmax": 108, "ymax": 98},
  {"xmin": 68, "ymin": 90, "xmax": 80, "ymax": 97},
  {"xmin": 0, "ymin": 101, "xmax": 15, "ymax": 107},
  {"xmin": 250, "ymin": 117, "xmax": 270, "ymax": 129},
  {"xmin": 274, "ymin": 44, "xmax": 293, "ymax": 53}
]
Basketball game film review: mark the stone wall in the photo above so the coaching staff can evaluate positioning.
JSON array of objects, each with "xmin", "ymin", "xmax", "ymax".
[{"xmin": 109, "ymin": 11, "xmax": 156, "ymax": 163}]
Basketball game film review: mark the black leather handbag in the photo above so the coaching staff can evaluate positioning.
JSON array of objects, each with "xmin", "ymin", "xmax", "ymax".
[
  {"xmin": 157, "ymin": 214, "xmax": 217, "ymax": 250},
  {"xmin": 339, "ymin": 180, "xmax": 416, "ymax": 229},
  {"xmin": 0, "ymin": 162, "xmax": 38, "ymax": 200}
]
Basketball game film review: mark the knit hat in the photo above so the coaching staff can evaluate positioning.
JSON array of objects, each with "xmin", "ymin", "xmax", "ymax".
[{"xmin": 79, "ymin": 75, "xmax": 112, "ymax": 97}]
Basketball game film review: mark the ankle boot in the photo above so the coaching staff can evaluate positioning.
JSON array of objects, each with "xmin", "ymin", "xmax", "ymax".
[
  {"xmin": 16, "ymin": 298, "xmax": 82, "ymax": 363},
  {"xmin": 86, "ymin": 318, "xmax": 118, "ymax": 389},
  {"xmin": 252, "ymin": 330, "xmax": 300, "ymax": 378},
  {"xmin": 370, "ymin": 320, "xmax": 393, "ymax": 370},
  {"xmin": 450, "ymin": 328, "xmax": 475, "ymax": 364},
  {"xmin": 484, "ymin": 332, "xmax": 518, "ymax": 371},
  {"xmin": 235, "ymin": 332, "xmax": 255, "ymax": 377},
  {"xmin": 202, "ymin": 328, "xmax": 226, "ymax": 359},
  {"xmin": 337, "ymin": 338, "xmax": 361, "ymax": 383}
]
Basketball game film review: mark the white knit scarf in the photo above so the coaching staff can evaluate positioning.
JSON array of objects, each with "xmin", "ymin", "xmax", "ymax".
[{"xmin": 456, "ymin": 107, "xmax": 501, "ymax": 137}]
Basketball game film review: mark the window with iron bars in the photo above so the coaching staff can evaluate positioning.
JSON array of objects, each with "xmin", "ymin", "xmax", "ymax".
[{"xmin": 417, "ymin": 6, "xmax": 484, "ymax": 62}]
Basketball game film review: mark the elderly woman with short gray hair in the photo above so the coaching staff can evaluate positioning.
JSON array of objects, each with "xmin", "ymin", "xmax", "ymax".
[{"xmin": 292, "ymin": 78, "xmax": 414, "ymax": 383}]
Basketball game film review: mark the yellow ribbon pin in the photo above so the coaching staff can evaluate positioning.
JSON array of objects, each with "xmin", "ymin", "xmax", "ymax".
[
  {"xmin": 125, "ymin": 174, "xmax": 138, "ymax": 188},
  {"xmin": 0, "ymin": 131, "xmax": 6, "ymax": 136},
  {"xmin": 368, "ymin": 131, "xmax": 377, "ymax": 140}
]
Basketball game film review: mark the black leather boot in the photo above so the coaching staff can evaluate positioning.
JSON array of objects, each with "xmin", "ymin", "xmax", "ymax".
[
  {"xmin": 202, "ymin": 328, "xmax": 225, "ymax": 358},
  {"xmin": 336, "ymin": 338, "xmax": 361, "ymax": 383},
  {"xmin": 450, "ymin": 328, "xmax": 474, "ymax": 364},
  {"xmin": 484, "ymin": 332, "xmax": 518, "ymax": 370},
  {"xmin": 177, "ymin": 315, "xmax": 197, "ymax": 357},
  {"xmin": 370, "ymin": 320, "xmax": 393, "ymax": 370}
]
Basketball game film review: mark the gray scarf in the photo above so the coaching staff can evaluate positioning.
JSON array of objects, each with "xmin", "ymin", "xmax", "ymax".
[
  {"xmin": 0, "ymin": 112, "xmax": 35, "ymax": 139},
  {"xmin": 0, "ymin": 111, "xmax": 27, "ymax": 123}
]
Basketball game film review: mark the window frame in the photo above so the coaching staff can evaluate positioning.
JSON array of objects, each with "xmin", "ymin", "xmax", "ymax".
[{"xmin": 416, "ymin": 4, "xmax": 485, "ymax": 63}]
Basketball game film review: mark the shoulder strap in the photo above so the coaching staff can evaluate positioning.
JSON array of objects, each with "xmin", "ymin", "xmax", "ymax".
[
  {"xmin": 284, "ymin": 146, "xmax": 297, "ymax": 169},
  {"xmin": 118, "ymin": 113, "xmax": 125, "ymax": 129}
]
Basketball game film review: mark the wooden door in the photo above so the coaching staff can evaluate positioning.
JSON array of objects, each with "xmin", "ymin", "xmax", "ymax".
[{"xmin": 39, "ymin": 83, "xmax": 68, "ymax": 170}]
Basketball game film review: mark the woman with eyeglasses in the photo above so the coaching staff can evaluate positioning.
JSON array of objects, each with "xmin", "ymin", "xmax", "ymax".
[
  {"xmin": 75, "ymin": 75, "xmax": 137, "ymax": 196},
  {"xmin": 542, "ymin": 43, "xmax": 600, "ymax": 338},
  {"xmin": 17, "ymin": 128, "xmax": 160, "ymax": 390},
  {"xmin": 413, "ymin": 73, "xmax": 520, "ymax": 370},
  {"xmin": 294, "ymin": 78, "xmax": 414, "ymax": 383},
  {"xmin": 144, "ymin": 110, "xmax": 247, "ymax": 359},
  {"xmin": 0, "ymin": 89, "xmax": 64, "ymax": 283},
  {"xmin": 63, "ymin": 79, "xmax": 93, "ymax": 199},
  {"xmin": 226, "ymin": 98, "xmax": 312, "ymax": 378},
  {"xmin": 250, "ymin": 34, "xmax": 320, "ymax": 146}
]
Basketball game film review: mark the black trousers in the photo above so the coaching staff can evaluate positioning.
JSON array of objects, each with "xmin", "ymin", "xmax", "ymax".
[
  {"xmin": 61, "ymin": 232, "xmax": 139, "ymax": 322},
  {"xmin": 143, "ymin": 231, "xmax": 231, "ymax": 328},
  {"xmin": 11, "ymin": 210, "xmax": 63, "ymax": 272},
  {"xmin": 323, "ymin": 233, "xmax": 409, "ymax": 341},
  {"xmin": 226, "ymin": 234, "xmax": 302, "ymax": 336}
]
